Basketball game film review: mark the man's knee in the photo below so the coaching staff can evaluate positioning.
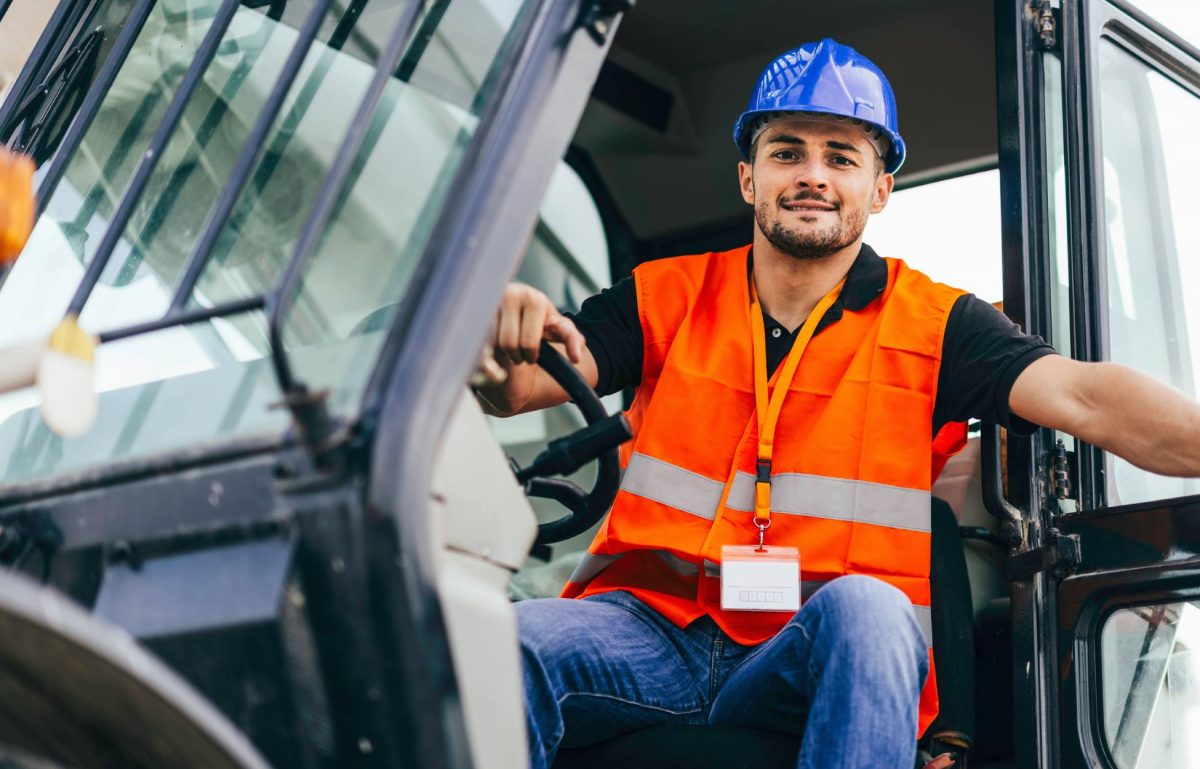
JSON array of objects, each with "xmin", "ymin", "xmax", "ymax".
[
  {"xmin": 516, "ymin": 596, "xmax": 615, "ymax": 678},
  {"xmin": 516, "ymin": 598, "xmax": 572, "ymax": 663},
  {"xmin": 801, "ymin": 576, "xmax": 927, "ymax": 668}
]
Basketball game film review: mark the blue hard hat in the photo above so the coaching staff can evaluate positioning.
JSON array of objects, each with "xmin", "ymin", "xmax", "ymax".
[{"xmin": 733, "ymin": 38, "xmax": 906, "ymax": 173}]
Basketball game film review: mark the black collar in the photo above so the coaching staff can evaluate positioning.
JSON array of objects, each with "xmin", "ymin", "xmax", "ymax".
[{"xmin": 754, "ymin": 243, "xmax": 888, "ymax": 335}]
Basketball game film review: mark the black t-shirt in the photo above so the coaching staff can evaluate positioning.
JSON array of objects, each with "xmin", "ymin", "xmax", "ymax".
[{"xmin": 567, "ymin": 245, "xmax": 1055, "ymax": 435}]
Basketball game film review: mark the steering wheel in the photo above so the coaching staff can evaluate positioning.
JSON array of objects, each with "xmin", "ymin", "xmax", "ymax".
[{"xmin": 511, "ymin": 341, "xmax": 632, "ymax": 545}]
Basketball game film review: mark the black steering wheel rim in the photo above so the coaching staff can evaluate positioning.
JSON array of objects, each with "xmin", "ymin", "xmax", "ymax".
[{"xmin": 518, "ymin": 341, "xmax": 627, "ymax": 545}]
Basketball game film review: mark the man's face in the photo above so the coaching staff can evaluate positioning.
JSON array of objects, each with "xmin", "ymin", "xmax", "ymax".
[{"xmin": 738, "ymin": 116, "xmax": 893, "ymax": 261}]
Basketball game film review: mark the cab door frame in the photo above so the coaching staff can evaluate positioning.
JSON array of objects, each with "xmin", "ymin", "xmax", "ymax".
[
  {"xmin": 356, "ymin": 1, "xmax": 627, "ymax": 767},
  {"xmin": 994, "ymin": 1, "xmax": 1067, "ymax": 766},
  {"xmin": 1030, "ymin": 1, "xmax": 1200, "ymax": 768}
]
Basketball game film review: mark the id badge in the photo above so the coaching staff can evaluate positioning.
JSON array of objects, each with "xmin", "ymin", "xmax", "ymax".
[{"xmin": 720, "ymin": 545, "xmax": 800, "ymax": 612}]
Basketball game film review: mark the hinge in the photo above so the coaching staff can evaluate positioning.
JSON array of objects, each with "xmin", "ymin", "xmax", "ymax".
[
  {"xmin": 578, "ymin": 0, "xmax": 634, "ymax": 45},
  {"xmin": 1034, "ymin": 1, "xmax": 1058, "ymax": 51},
  {"xmin": 1006, "ymin": 528, "xmax": 1082, "ymax": 581},
  {"xmin": 1036, "ymin": 436, "xmax": 1075, "ymax": 508},
  {"xmin": 1044, "ymin": 439, "xmax": 1077, "ymax": 504}
]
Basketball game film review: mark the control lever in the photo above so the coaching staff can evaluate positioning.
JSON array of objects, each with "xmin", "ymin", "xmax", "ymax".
[
  {"xmin": 515, "ymin": 413, "xmax": 632, "ymax": 484},
  {"xmin": 520, "ymin": 341, "xmax": 632, "ymax": 544}
]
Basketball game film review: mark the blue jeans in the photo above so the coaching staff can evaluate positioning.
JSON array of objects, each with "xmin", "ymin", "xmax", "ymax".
[{"xmin": 516, "ymin": 575, "xmax": 928, "ymax": 769}]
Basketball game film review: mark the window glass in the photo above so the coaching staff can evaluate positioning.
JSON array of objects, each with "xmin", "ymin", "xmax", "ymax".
[
  {"xmin": 1126, "ymin": 2, "xmax": 1200, "ymax": 48},
  {"xmin": 863, "ymin": 169, "xmax": 1002, "ymax": 303},
  {"xmin": 1044, "ymin": 52, "xmax": 1071, "ymax": 361},
  {"xmin": 0, "ymin": 0, "xmax": 533, "ymax": 486},
  {"xmin": 1096, "ymin": 39, "xmax": 1200, "ymax": 505},
  {"xmin": 1101, "ymin": 601, "xmax": 1200, "ymax": 768}
]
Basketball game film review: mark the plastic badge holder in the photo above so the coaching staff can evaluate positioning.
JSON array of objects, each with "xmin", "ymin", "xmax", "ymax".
[{"xmin": 720, "ymin": 545, "xmax": 800, "ymax": 612}]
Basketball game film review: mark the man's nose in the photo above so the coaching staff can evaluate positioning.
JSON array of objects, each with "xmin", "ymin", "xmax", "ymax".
[{"xmin": 792, "ymin": 158, "xmax": 829, "ymax": 190}]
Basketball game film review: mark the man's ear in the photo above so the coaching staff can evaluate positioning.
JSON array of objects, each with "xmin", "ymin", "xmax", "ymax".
[
  {"xmin": 870, "ymin": 171, "xmax": 894, "ymax": 214},
  {"xmin": 738, "ymin": 161, "xmax": 754, "ymax": 206}
]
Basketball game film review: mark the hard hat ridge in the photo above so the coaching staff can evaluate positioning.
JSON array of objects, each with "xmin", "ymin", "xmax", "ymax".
[{"xmin": 733, "ymin": 38, "xmax": 906, "ymax": 173}]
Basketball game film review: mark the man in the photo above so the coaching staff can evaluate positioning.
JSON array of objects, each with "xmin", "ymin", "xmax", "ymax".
[{"xmin": 477, "ymin": 39, "xmax": 1200, "ymax": 769}]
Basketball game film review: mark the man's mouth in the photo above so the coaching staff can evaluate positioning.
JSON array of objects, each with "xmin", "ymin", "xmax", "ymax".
[{"xmin": 780, "ymin": 198, "xmax": 837, "ymax": 212}]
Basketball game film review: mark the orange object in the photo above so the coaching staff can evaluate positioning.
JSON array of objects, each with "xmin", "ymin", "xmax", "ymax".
[
  {"xmin": 932, "ymin": 420, "xmax": 969, "ymax": 482},
  {"xmin": 562, "ymin": 245, "xmax": 966, "ymax": 737},
  {"xmin": 0, "ymin": 148, "xmax": 35, "ymax": 266},
  {"xmin": 748, "ymin": 275, "xmax": 845, "ymax": 529}
]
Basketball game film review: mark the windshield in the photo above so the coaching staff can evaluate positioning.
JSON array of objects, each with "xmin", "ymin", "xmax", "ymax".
[{"xmin": 0, "ymin": 0, "xmax": 535, "ymax": 487}]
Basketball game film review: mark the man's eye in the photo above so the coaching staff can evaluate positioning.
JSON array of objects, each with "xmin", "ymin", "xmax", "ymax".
[
  {"xmin": 830, "ymin": 156, "xmax": 855, "ymax": 166},
  {"xmin": 774, "ymin": 150, "xmax": 798, "ymax": 161}
]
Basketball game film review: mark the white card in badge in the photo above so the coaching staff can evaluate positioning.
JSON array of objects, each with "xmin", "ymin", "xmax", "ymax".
[{"xmin": 720, "ymin": 545, "xmax": 800, "ymax": 612}]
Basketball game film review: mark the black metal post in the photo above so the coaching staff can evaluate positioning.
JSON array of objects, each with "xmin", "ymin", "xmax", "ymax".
[
  {"xmin": 0, "ymin": 0, "xmax": 86, "ymax": 141},
  {"xmin": 266, "ymin": 0, "xmax": 424, "ymax": 394},
  {"xmin": 169, "ymin": 0, "xmax": 339, "ymax": 312},
  {"xmin": 62, "ymin": 0, "xmax": 242, "ymax": 318},
  {"xmin": 33, "ymin": 0, "xmax": 158, "ymax": 214},
  {"xmin": 98, "ymin": 294, "xmax": 265, "ymax": 344},
  {"xmin": 981, "ymin": 422, "xmax": 1024, "ymax": 547}
]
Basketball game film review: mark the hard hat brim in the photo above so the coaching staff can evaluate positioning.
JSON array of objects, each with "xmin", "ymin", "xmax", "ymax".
[{"xmin": 734, "ymin": 107, "xmax": 906, "ymax": 174}]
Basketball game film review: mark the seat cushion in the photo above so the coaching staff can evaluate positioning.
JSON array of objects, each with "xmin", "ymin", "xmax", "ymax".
[{"xmin": 553, "ymin": 725, "xmax": 800, "ymax": 769}]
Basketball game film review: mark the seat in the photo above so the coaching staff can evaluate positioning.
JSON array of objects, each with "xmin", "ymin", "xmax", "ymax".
[{"xmin": 553, "ymin": 498, "xmax": 976, "ymax": 768}]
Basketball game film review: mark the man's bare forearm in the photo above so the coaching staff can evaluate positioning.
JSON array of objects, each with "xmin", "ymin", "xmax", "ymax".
[{"xmin": 1074, "ymin": 362, "xmax": 1200, "ymax": 477}]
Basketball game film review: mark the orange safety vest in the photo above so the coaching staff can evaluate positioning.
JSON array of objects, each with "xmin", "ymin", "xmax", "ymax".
[{"xmin": 562, "ymin": 246, "xmax": 965, "ymax": 736}]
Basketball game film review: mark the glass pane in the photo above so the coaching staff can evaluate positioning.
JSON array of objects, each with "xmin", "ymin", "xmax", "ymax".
[
  {"xmin": 1125, "ymin": 2, "xmax": 1200, "ymax": 49},
  {"xmin": 1097, "ymin": 40, "xmax": 1200, "ymax": 505},
  {"xmin": 1044, "ymin": 52, "xmax": 1071, "ymax": 361},
  {"xmin": 0, "ymin": 0, "xmax": 532, "ymax": 487},
  {"xmin": 197, "ymin": 0, "xmax": 530, "ymax": 404},
  {"xmin": 1101, "ymin": 601, "xmax": 1200, "ymax": 768}
]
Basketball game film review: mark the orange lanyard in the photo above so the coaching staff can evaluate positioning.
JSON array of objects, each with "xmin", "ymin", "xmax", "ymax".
[{"xmin": 749, "ymin": 277, "xmax": 846, "ymax": 539}]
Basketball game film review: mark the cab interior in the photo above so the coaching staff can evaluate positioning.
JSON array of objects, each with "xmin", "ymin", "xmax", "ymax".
[
  {"xmin": 0, "ymin": 0, "xmax": 1017, "ymax": 767},
  {"xmin": 502, "ymin": 0, "xmax": 1016, "ymax": 765}
]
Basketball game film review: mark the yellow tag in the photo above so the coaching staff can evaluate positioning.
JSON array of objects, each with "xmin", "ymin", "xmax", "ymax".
[{"xmin": 47, "ymin": 315, "xmax": 96, "ymax": 363}]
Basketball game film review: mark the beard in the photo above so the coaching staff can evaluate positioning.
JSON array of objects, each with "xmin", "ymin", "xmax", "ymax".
[{"xmin": 755, "ymin": 194, "xmax": 868, "ymax": 261}]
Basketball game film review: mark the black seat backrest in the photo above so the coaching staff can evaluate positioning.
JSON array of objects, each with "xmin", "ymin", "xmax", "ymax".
[
  {"xmin": 927, "ymin": 496, "xmax": 976, "ymax": 745},
  {"xmin": 553, "ymin": 497, "xmax": 976, "ymax": 768}
]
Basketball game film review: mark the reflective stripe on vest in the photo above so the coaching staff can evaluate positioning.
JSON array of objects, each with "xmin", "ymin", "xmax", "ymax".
[
  {"xmin": 620, "ymin": 452, "xmax": 931, "ymax": 532},
  {"xmin": 567, "ymin": 550, "xmax": 935, "ymax": 646},
  {"xmin": 620, "ymin": 453, "xmax": 723, "ymax": 520}
]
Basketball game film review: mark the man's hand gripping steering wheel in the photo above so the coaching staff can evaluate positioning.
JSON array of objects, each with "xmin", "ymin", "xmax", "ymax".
[{"xmin": 474, "ymin": 284, "xmax": 632, "ymax": 545}]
